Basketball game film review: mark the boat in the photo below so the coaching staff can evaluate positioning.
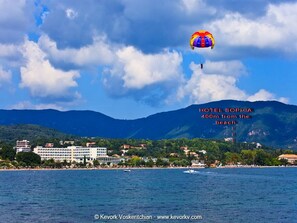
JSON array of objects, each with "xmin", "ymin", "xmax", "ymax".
[
  {"xmin": 183, "ymin": 169, "xmax": 197, "ymax": 174},
  {"xmin": 123, "ymin": 169, "xmax": 131, "ymax": 172}
]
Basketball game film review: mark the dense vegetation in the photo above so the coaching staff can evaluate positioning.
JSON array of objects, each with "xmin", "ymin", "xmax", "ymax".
[
  {"xmin": 16, "ymin": 152, "xmax": 41, "ymax": 166},
  {"xmin": 0, "ymin": 137, "xmax": 295, "ymax": 169}
]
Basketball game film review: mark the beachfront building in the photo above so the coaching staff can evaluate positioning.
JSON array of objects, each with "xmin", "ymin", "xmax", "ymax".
[
  {"xmin": 59, "ymin": 140, "xmax": 75, "ymax": 146},
  {"xmin": 45, "ymin": 143, "xmax": 54, "ymax": 148},
  {"xmin": 278, "ymin": 154, "xmax": 297, "ymax": 164},
  {"xmin": 191, "ymin": 160, "xmax": 206, "ymax": 168},
  {"xmin": 97, "ymin": 156, "xmax": 123, "ymax": 165},
  {"xmin": 33, "ymin": 146, "xmax": 107, "ymax": 164},
  {"xmin": 14, "ymin": 140, "xmax": 31, "ymax": 153},
  {"xmin": 121, "ymin": 144, "xmax": 147, "ymax": 150},
  {"xmin": 86, "ymin": 142, "xmax": 96, "ymax": 147},
  {"xmin": 180, "ymin": 146, "xmax": 190, "ymax": 155},
  {"xmin": 224, "ymin": 137, "xmax": 233, "ymax": 142}
]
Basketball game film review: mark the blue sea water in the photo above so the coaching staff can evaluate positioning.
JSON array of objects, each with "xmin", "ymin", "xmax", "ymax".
[{"xmin": 0, "ymin": 168, "xmax": 296, "ymax": 223}]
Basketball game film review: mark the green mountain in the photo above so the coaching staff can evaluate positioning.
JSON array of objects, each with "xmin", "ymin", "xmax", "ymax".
[
  {"xmin": 0, "ymin": 124, "xmax": 73, "ymax": 143},
  {"xmin": 0, "ymin": 100, "xmax": 297, "ymax": 149}
]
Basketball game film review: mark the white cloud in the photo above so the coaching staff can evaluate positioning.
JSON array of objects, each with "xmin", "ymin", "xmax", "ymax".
[
  {"xmin": 0, "ymin": 0, "xmax": 34, "ymax": 44},
  {"xmin": 0, "ymin": 66, "xmax": 11, "ymax": 85},
  {"xmin": 110, "ymin": 46, "xmax": 183, "ymax": 89},
  {"xmin": 178, "ymin": 62, "xmax": 247, "ymax": 103},
  {"xmin": 248, "ymin": 89, "xmax": 289, "ymax": 103},
  {"xmin": 179, "ymin": 61, "xmax": 287, "ymax": 104},
  {"xmin": 210, "ymin": 13, "xmax": 280, "ymax": 48},
  {"xmin": 179, "ymin": 0, "xmax": 216, "ymax": 15},
  {"xmin": 40, "ymin": 35, "xmax": 183, "ymax": 87},
  {"xmin": 38, "ymin": 35, "xmax": 114, "ymax": 68},
  {"xmin": 20, "ymin": 39, "xmax": 80, "ymax": 99},
  {"xmin": 209, "ymin": 2, "xmax": 297, "ymax": 53},
  {"xmin": 28, "ymin": 35, "xmax": 184, "ymax": 106},
  {"xmin": 9, "ymin": 101, "xmax": 65, "ymax": 110},
  {"xmin": 0, "ymin": 43, "xmax": 19, "ymax": 58},
  {"xmin": 0, "ymin": 43, "xmax": 22, "ymax": 68},
  {"xmin": 40, "ymin": 9, "xmax": 49, "ymax": 25},
  {"xmin": 102, "ymin": 46, "xmax": 184, "ymax": 105},
  {"xmin": 65, "ymin": 8, "xmax": 78, "ymax": 19},
  {"xmin": 203, "ymin": 60, "xmax": 247, "ymax": 77}
]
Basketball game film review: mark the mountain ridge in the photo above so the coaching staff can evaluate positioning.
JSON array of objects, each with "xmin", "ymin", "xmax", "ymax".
[{"xmin": 1, "ymin": 100, "xmax": 297, "ymax": 149}]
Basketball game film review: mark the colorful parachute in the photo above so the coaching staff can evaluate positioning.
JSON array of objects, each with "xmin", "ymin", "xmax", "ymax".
[{"xmin": 190, "ymin": 30, "xmax": 215, "ymax": 50}]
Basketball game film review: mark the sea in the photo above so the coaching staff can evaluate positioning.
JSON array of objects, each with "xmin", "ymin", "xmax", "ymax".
[{"xmin": 0, "ymin": 167, "xmax": 296, "ymax": 223}]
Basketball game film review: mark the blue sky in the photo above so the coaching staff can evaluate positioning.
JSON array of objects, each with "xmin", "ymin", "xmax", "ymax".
[{"xmin": 0, "ymin": 0, "xmax": 297, "ymax": 119}]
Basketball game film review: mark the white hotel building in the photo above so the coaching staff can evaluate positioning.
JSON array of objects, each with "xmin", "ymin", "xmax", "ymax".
[
  {"xmin": 33, "ymin": 146, "xmax": 107, "ymax": 163},
  {"xmin": 15, "ymin": 140, "xmax": 31, "ymax": 153}
]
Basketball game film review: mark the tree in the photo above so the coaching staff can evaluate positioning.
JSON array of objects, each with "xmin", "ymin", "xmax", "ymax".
[
  {"xmin": 241, "ymin": 150, "xmax": 256, "ymax": 165},
  {"xmin": 156, "ymin": 158, "xmax": 169, "ymax": 167},
  {"xmin": 93, "ymin": 160, "xmax": 100, "ymax": 167},
  {"xmin": 205, "ymin": 154, "xmax": 217, "ymax": 167},
  {"xmin": 43, "ymin": 158, "xmax": 56, "ymax": 168},
  {"xmin": 172, "ymin": 159, "xmax": 190, "ymax": 167},
  {"xmin": 16, "ymin": 152, "xmax": 41, "ymax": 166},
  {"xmin": 83, "ymin": 155, "xmax": 87, "ymax": 166},
  {"xmin": 145, "ymin": 158, "xmax": 154, "ymax": 167},
  {"xmin": 128, "ymin": 156, "xmax": 143, "ymax": 167},
  {"xmin": 254, "ymin": 149, "xmax": 270, "ymax": 166},
  {"xmin": 57, "ymin": 161, "xmax": 63, "ymax": 168},
  {"xmin": 279, "ymin": 158, "xmax": 289, "ymax": 166},
  {"xmin": 0, "ymin": 147, "xmax": 15, "ymax": 161},
  {"xmin": 62, "ymin": 159, "xmax": 70, "ymax": 166},
  {"xmin": 224, "ymin": 152, "xmax": 241, "ymax": 165}
]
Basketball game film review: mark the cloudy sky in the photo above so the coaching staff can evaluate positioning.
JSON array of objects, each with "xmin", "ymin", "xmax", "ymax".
[{"xmin": 0, "ymin": 0, "xmax": 297, "ymax": 119}]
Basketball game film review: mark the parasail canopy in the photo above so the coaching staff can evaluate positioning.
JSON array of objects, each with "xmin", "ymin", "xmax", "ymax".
[{"xmin": 190, "ymin": 30, "xmax": 215, "ymax": 50}]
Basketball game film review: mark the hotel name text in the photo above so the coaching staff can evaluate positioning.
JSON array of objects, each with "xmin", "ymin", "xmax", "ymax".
[{"xmin": 199, "ymin": 107, "xmax": 254, "ymax": 125}]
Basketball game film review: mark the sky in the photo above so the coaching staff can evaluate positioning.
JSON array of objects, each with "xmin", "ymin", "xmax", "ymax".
[{"xmin": 0, "ymin": 0, "xmax": 297, "ymax": 119}]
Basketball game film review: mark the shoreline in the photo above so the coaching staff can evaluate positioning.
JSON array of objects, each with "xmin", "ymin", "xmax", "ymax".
[
  {"xmin": 0, "ymin": 165, "xmax": 296, "ymax": 172},
  {"xmin": 0, "ymin": 166, "xmax": 193, "ymax": 171}
]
